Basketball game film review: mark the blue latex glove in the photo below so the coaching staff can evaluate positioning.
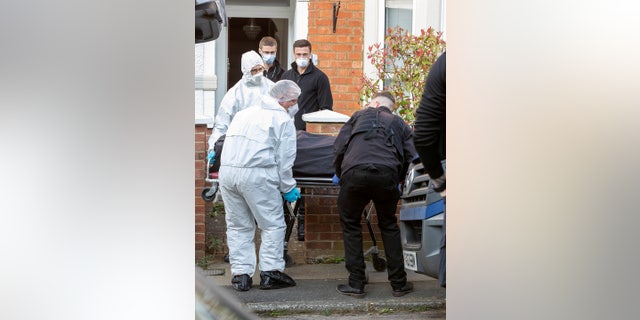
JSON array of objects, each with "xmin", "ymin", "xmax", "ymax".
[
  {"xmin": 332, "ymin": 174, "xmax": 340, "ymax": 186},
  {"xmin": 283, "ymin": 188, "xmax": 301, "ymax": 202},
  {"xmin": 207, "ymin": 150, "xmax": 215, "ymax": 164}
]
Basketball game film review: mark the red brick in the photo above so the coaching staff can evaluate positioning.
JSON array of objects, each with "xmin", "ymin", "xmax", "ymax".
[
  {"xmin": 310, "ymin": 223, "xmax": 332, "ymax": 233},
  {"xmin": 306, "ymin": 241, "xmax": 332, "ymax": 250},
  {"xmin": 305, "ymin": 123, "xmax": 321, "ymax": 134},
  {"xmin": 318, "ymin": 232, "xmax": 343, "ymax": 241}
]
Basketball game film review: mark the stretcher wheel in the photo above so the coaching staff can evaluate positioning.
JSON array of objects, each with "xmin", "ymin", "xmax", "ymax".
[
  {"xmin": 284, "ymin": 253, "xmax": 294, "ymax": 267},
  {"xmin": 372, "ymin": 254, "xmax": 387, "ymax": 272},
  {"xmin": 201, "ymin": 187, "xmax": 215, "ymax": 202}
]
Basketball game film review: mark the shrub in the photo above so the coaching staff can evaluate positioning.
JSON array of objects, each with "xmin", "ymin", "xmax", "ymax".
[{"xmin": 360, "ymin": 26, "xmax": 446, "ymax": 124}]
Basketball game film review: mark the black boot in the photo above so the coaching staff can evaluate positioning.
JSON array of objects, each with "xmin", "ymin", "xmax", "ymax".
[
  {"xmin": 231, "ymin": 274, "xmax": 252, "ymax": 291},
  {"xmin": 259, "ymin": 271, "xmax": 296, "ymax": 290}
]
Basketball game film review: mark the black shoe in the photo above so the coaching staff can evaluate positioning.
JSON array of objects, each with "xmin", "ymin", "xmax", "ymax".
[
  {"xmin": 231, "ymin": 274, "xmax": 252, "ymax": 291},
  {"xmin": 259, "ymin": 271, "xmax": 296, "ymax": 290},
  {"xmin": 336, "ymin": 284, "xmax": 365, "ymax": 298},
  {"xmin": 392, "ymin": 282, "xmax": 414, "ymax": 297}
]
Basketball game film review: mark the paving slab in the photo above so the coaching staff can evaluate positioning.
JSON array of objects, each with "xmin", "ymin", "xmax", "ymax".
[{"xmin": 201, "ymin": 262, "xmax": 446, "ymax": 315}]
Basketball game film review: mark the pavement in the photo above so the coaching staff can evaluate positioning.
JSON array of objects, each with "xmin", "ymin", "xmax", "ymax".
[{"xmin": 199, "ymin": 260, "xmax": 446, "ymax": 317}]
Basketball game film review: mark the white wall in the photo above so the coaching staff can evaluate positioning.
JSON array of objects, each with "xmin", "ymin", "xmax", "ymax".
[{"xmin": 195, "ymin": 41, "xmax": 217, "ymax": 128}]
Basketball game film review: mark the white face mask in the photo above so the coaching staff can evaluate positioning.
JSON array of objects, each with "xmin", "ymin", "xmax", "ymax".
[
  {"xmin": 246, "ymin": 73, "xmax": 263, "ymax": 86},
  {"xmin": 296, "ymin": 58, "xmax": 309, "ymax": 68},
  {"xmin": 287, "ymin": 103, "xmax": 299, "ymax": 118},
  {"xmin": 262, "ymin": 54, "xmax": 275, "ymax": 65}
]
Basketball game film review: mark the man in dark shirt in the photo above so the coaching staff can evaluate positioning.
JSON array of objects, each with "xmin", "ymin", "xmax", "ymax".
[
  {"xmin": 333, "ymin": 91, "xmax": 418, "ymax": 298},
  {"xmin": 258, "ymin": 36, "xmax": 285, "ymax": 82},
  {"xmin": 281, "ymin": 39, "xmax": 333, "ymax": 131},
  {"xmin": 281, "ymin": 39, "xmax": 334, "ymax": 240},
  {"xmin": 413, "ymin": 51, "xmax": 446, "ymax": 287}
]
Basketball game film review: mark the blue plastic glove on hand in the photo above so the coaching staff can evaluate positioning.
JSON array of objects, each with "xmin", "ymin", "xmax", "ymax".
[
  {"xmin": 332, "ymin": 174, "xmax": 340, "ymax": 186},
  {"xmin": 207, "ymin": 151, "xmax": 215, "ymax": 163},
  {"xmin": 283, "ymin": 188, "xmax": 301, "ymax": 202}
]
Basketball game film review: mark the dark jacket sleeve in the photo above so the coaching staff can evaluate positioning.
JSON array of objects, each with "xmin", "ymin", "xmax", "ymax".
[
  {"xmin": 316, "ymin": 71, "xmax": 333, "ymax": 110},
  {"xmin": 413, "ymin": 52, "xmax": 446, "ymax": 179},
  {"xmin": 400, "ymin": 122, "xmax": 419, "ymax": 181}
]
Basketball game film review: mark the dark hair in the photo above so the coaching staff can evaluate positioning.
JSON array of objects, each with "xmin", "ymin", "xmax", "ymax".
[
  {"xmin": 373, "ymin": 91, "xmax": 396, "ymax": 105},
  {"xmin": 259, "ymin": 36, "xmax": 278, "ymax": 48},
  {"xmin": 293, "ymin": 39, "xmax": 312, "ymax": 52}
]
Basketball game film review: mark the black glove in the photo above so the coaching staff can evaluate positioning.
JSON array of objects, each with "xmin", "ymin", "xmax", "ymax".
[{"xmin": 431, "ymin": 174, "xmax": 446, "ymax": 197}]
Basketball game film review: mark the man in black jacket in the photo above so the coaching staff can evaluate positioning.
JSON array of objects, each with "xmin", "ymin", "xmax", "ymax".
[
  {"xmin": 281, "ymin": 39, "xmax": 333, "ymax": 130},
  {"xmin": 333, "ymin": 91, "xmax": 417, "ymax": 298},
  {"xmin": 258, "ymin": 36, "xmax": 285, "ymax": 82},
  {"xmin": 281, "ymin": 39, "xmax": 334, "ymax": 240},
  {"xmin": 413, "ymin": 51, "xmax": 446, "ymax": 287}
]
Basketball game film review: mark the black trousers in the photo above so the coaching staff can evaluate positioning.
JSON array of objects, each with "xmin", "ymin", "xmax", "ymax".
[{"xmin": 337, "ymin": 164, "xmax": 407, "ymax": 290}]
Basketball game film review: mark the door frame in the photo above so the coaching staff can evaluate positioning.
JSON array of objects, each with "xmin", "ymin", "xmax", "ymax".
[{"xmin": 214, "ymin": 1, "xmax": 297, "ymax": 114}]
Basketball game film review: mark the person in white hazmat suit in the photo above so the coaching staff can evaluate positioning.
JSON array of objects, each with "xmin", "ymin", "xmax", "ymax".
[
  {"xmin": 218, "ymin": 80, "xmax": 302, "ymax": 291},
  {"xmin": 207, "ymin": 50, "xmax": 274, "ymax": 159}
]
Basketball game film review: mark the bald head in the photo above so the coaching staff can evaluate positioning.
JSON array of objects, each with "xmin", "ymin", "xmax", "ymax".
[{"xmin": 369, "ymin": 91, "xmax": 396, "ymax": 110}]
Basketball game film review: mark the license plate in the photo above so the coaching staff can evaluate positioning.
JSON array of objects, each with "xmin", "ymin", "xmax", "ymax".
[{"xmin": 403, "ymin": 251, "xmax": 417, "ymax": 271}]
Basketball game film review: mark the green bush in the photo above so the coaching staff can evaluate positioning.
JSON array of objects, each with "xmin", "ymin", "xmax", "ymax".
[{"xmin": 360, "ymin": 26, "xmax": 446, "ymax": 124}]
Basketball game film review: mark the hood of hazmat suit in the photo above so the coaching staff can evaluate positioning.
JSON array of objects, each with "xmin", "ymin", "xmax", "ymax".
[{"xmin": 208, "ymin": 51, "xmax": 274, "ymax": 149}]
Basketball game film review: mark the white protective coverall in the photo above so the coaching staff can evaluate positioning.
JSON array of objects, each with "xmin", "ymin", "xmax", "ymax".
[
  {"xmin": 207, "ymin": 50, "xmax": 274, "ymax": 150},
  {"xmin": 219, "ymin": 93, "xmax": 298, "ymax": 277}
]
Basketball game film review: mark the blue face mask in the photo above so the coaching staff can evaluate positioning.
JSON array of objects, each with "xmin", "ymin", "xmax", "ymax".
[{"xmin": 262, "ymin": 54, "xmax": 275, "ymax": 65}]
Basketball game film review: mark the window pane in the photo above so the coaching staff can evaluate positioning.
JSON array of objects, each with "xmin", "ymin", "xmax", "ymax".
[
  {"xmin": 385, "ymin": 0, "xmax": 412, "ymax": 33},
  {"xmin": 385, "ymin": 7, "xmax": 412, "ymax": 33}
]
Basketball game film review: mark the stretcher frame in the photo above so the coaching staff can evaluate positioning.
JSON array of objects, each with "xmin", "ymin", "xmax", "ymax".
[{"xmin": 201, "ymin": 165, "xmax": 387, "ymax": 271}]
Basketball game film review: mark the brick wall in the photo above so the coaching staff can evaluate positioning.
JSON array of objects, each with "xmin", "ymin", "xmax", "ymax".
[
  {"xmin": 195, "ymin": 124, "xmax": 208, "ymax": 260},
  {"xmin": 308, "ymin": 0, "xmax": 365, "ymax": 116}
]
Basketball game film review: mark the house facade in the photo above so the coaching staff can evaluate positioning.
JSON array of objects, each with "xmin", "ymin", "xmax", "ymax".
[{"xmin": 195, "ymin": 0, "xmax": 446, "ymax": 260}]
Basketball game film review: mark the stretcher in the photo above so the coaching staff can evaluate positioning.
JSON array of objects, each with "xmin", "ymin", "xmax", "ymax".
[
  {"xmin": 202, "ymin": 169, "xmax": 387, "ymax": 271},
  {"xmin": 200, "ymin": 131, "xmax": 387, "ymax": 270}
]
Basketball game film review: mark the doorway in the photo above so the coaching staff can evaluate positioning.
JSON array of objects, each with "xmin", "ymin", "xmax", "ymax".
[{"xmin": 226, "ymin": 17, "xmax": 289, "ymax": 90}]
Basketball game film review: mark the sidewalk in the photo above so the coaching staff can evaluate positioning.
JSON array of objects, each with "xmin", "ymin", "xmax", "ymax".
[{"xmin": 201, "ymin": 261, "xmax": 446, "ymax": 315}]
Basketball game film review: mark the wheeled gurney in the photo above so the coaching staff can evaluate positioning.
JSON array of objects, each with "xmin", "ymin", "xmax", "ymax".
[{"xmin": 201, "ymin": 131, "xmax": 387, "ymax": 270}]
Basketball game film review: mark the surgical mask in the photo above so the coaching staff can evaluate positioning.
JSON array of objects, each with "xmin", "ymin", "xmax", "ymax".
[
  {"xmin": 262, "ymin": 54, "xmax": 275, "ymax": 65},
  {"xmin": 296, "ymin": 58, "xmax": 309, "ymax": 68},
  {"xmin": 246, "ymin": 73, "xmax": 263, "ymax": 86},
  {"xmin": 287, "ymin": 103, "xmax": 299, "ymax": 118}
]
